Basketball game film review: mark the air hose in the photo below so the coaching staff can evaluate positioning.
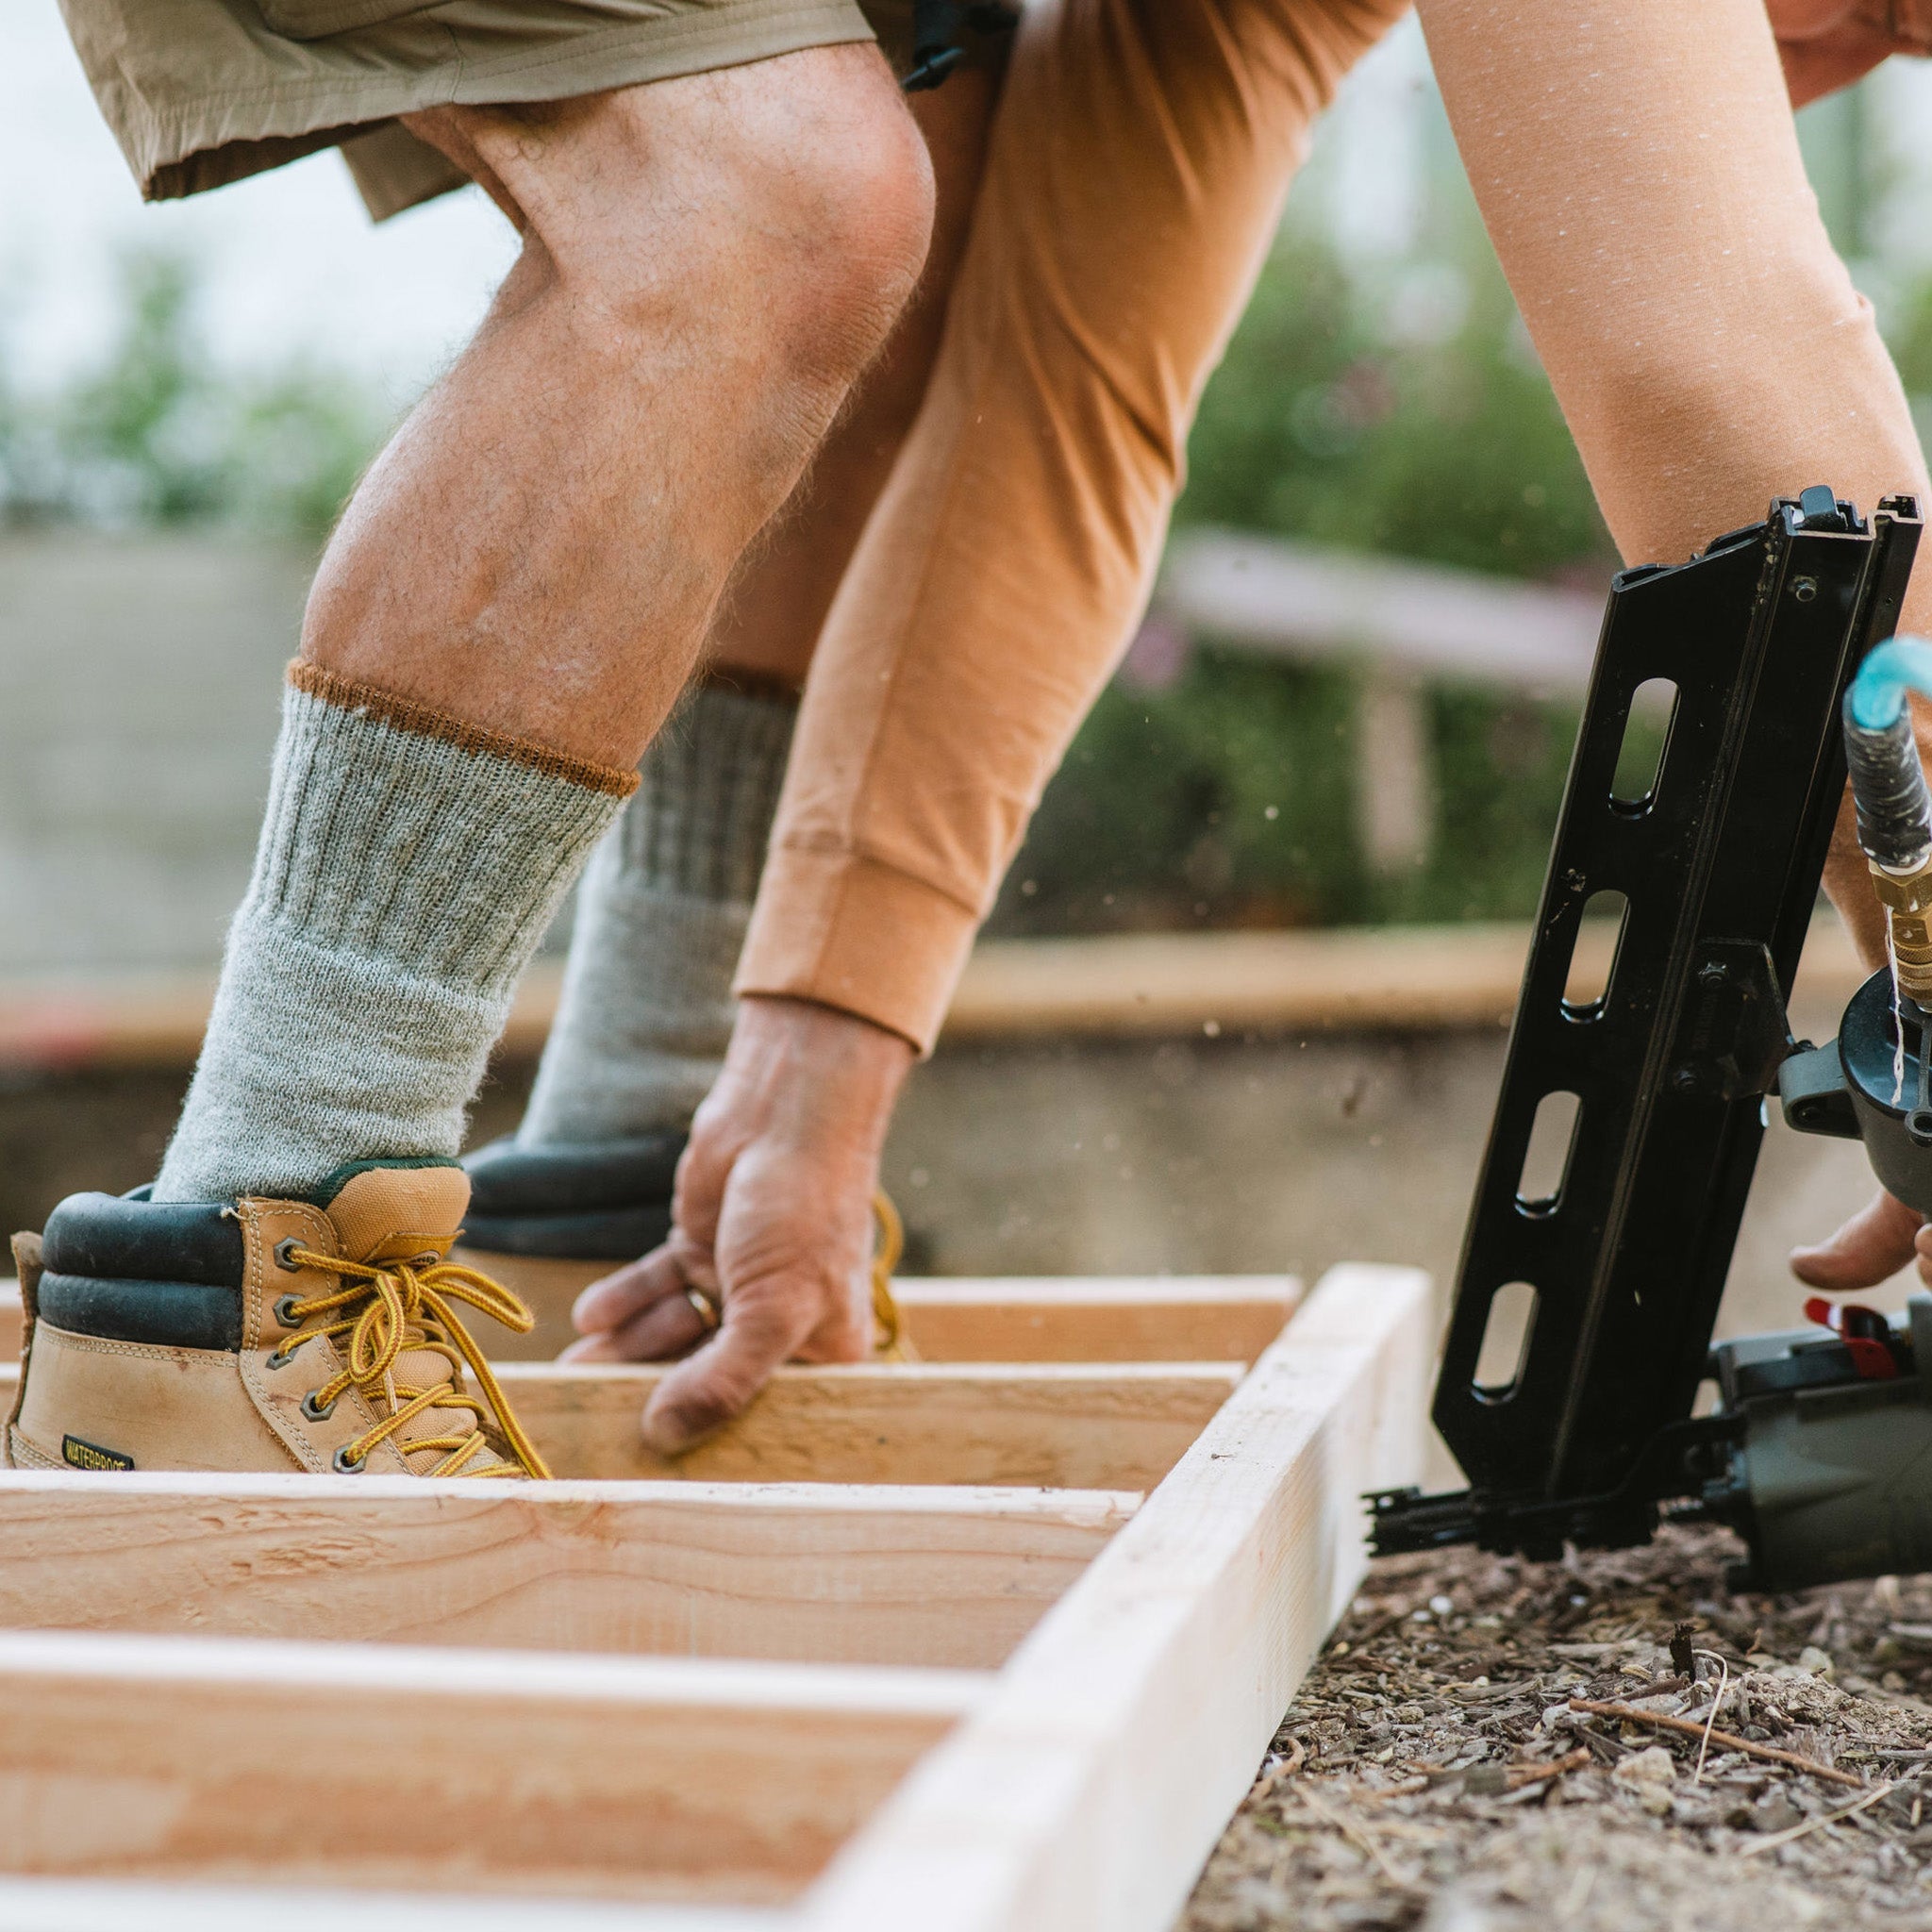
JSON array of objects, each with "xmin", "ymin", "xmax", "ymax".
[{"xmin": 1844, "ymin": 637, "xmax": 1932, "ymax": 998}]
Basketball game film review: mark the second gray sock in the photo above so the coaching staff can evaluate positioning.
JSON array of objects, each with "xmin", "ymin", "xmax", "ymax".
[{"xmin": 518, "ymin": 679, "xmax": 797, "ymax": 1144}]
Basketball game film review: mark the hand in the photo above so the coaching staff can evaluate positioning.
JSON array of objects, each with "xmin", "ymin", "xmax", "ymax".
[
  {"xmin": 1790, "ymin": 1185, "xmax": 1932, "ymax": 1291},
  {"xmin": 1765, "ymin": 0, "xmax": 1931, "ymax": 108},
  {"xmin": 560, "ymin": 994, "xmax": 915, "ymax": 1453}
]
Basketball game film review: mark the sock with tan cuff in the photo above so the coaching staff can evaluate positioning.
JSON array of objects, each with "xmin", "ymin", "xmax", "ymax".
[
  {"xmin": 516, "ymin": 677, "xmax": 797, "ymax": 1145},
  {"xmin": 152, "ymin": 662, "xmax": 636, "ymax": 1203}
]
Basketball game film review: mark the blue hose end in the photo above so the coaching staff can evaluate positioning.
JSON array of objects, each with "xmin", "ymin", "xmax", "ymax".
[{"xmin": 1849, "ymin": 637, "xmax": 1932, "ymax": 732}]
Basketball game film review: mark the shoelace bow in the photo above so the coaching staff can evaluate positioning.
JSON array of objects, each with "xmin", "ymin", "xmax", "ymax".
[{"xmin": 275, "ymin": 1248, "xmax": 552, "ymax": 1479}]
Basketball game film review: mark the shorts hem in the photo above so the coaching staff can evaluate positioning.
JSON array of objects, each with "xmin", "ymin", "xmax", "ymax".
[{"xmin": 117, "ymin": 0, "xmax": 879, "ymax": 202}]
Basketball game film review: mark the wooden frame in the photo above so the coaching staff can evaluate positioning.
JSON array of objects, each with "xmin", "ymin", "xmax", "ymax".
[
  {"xmin": 0, "ymin": 1275, "xmax": 1299, "ymax": 1371},
  {"xmin": 0, "ymin": 1264, "xmax": 1428, "ymax": 1925}
]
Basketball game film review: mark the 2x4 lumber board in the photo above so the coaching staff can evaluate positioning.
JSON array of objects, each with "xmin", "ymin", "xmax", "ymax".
[
  {"xmin": 0, "ymin": 1630, "xmax": 979, "ymax": 1901},
  {"xmin": 0, "ymin": 1473, "xmax": 1133, "ymax": 1668},
  {"xmin": 0, "ymin": 1357, "xmax": 1239, "ymax": 1487},
  {"xmin": 496, "ymin": 1359, "xmax": 1243, "ymax": 1487},
  {"xmin": 0, "ymin": 1356, "xmax": 1234, "ymax": 1485},
  {"xmin": 0, "ymin": 1279, "xmax": 1294, "ymax": 1368},
  {"xmin": 798, "ymin": 1262, "xmax": 1433, "ymax": 1932},
  {"xmin": 0, "ymin": 1879, "xmax": 785, "ymax": 1932},
  {"xmin": 891, "ymin": 1276, "xmax": 1300, "ymax": 1364}
]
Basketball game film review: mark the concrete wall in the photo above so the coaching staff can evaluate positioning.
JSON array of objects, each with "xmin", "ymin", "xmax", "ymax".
[{"xmin": 0, "ymin": 535, "xmax": 306, "ymax": 974}]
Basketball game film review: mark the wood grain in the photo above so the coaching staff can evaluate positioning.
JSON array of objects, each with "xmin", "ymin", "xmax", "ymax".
[
  {"xmin": 800, "ymin": 1263, "xmax": 1433, "ymax": 1932},
  {"xmin": 0, "ymin": 1474, "xmax": 1134, "ymax": 1667},
  {"xmin": 0, "ymin": 1631, "xmax": 977, "ymax": 1900},
  {"xmin": 457, "ymin": 1269, "xmax": 1302, "ymax": 1368},
  {"xmin": 891, "ymin": 1276, "xmax": 1299, "ymax": 1364},
  {"xmin": 0, "ymin": 1879, "xmax": 783, "ymax": 1932},
  {"xmin": 492, "ymin": 1360, "xmax": 1242, "ymax": 1488},
  {"xmin": 0, "ymin": 1357, "xmax": 1234, "ymax": 1487}
]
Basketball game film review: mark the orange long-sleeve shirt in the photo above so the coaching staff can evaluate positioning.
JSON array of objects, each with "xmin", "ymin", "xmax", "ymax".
[{"xmin": 738, "ymin": 0, "xmax": 1932, "ymax": 1050}]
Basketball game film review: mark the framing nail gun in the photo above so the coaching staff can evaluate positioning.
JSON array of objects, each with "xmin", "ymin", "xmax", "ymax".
[{"xmin": 1371, "ymin": 486, "xmax": 1932, "ymax": 1591}]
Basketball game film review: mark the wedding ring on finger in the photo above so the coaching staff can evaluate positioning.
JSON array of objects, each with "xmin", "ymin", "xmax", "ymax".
[{"xmin": 682, "ymin": 1283, "xmax": 723, "ymax": 1333}]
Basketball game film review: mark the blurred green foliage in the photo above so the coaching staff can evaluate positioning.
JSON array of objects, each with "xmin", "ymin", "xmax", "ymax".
[{"xmin": 0, "ymin": 252, "xmax": 385, "ymax": 541}]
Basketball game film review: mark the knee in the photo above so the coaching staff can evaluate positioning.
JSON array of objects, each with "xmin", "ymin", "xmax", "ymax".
[
  {"xmin": 470, "ymin": 48, "xmax": 935, "ymax": 395},
  {"xmin": 741, "ymin": 50, "xmax": 938, "ymax": 386}
]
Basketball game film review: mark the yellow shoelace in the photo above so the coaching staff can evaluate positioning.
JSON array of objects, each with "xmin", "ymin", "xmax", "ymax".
[
  {"xmin": 275, "ymin": 1248, "xmax": 553, "ymax": 1479},
  {"xmin": 871, "ymin": 1190, "xmax": 917, "ymax": 1363}
]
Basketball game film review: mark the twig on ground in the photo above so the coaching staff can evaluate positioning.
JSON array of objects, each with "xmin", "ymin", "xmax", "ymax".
[
  {"xmin": 1624, "ymin": 1675, "xmax": 1691, "ymax": 1702},
  {"xmin": 1505, "ymin": 1746, "xmax": 1592, "ymax": 1793},
  {"xmin": 1357, "ymin": 1748, "xmax": 1591, "ymax": 1808},
  {"xmin": 1567, "ymin": 1698, "xmax": 1863, "ymax": 1789},
  {"xmin": 1355, "ymin": 1776, "xmax": 1431, "ymax": 1806},
  {"xmin": 1739, "ymin": 1781, "xmax": 1897, "ymax": 1857},
  {"xmin": 1693, "ymin": 1651, "xmax": 1730, "ymax": 1784}
]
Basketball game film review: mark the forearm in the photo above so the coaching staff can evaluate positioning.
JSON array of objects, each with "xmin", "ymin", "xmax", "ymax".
[
  {"xmin": 736, "ymin": 0, "xmax": 1409, "ymax": 1049},
  {"xmin": 1418, "ymin": 0, "xmax": 1932, "ymax": 967}
]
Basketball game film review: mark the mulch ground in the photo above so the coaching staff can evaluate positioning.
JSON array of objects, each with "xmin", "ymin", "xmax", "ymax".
[{"xmin": 1180, "ymin": 1526, "xmax": 1932, "ymax": 1930}]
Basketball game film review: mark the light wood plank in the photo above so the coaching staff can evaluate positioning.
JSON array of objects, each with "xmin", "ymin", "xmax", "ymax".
[
  {"xmin": 0, "ymin": 1274, "xmax": 1296, "ymax": 1372},
  {"xmin": 0, "ymin": 1357, "xmax": 1236, "ymax": 1485},
  {"xmin": 452, "ymin": 1268, "xmax": 1302, "ymax": 1367},
  {"xmin": 891, "ymin": 1276, "xmax": 1299, "ymax": 1364},
  {"xmin": 0, "ymin": 1632, "xmax": 978, "ymax": 1901},
  {"xmin": 0, "ymin": 1878, "xmax": 784, "ymax": 1932},
  {"xmin": 495, "ymin": 1360, "xmax": 1241, "ymax": 1488},
  {"xmin": 797, "ymin": 1263, "xmax": 1432, "ymax": 1932},
  {"xmin": 0, "ymin": 1474, "xmax": 1133, "ymax": 1667}
]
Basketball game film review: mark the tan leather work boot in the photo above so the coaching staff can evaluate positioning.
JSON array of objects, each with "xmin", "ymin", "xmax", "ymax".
[{"xmin": 7, "ymin": 1161, "xmax": 549, "ymax": 1478}]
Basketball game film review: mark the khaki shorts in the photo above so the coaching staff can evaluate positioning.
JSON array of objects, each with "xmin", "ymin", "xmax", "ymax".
[{"xmin": 58, "ymin": 0, "xmax": 919, "ymax": 220}]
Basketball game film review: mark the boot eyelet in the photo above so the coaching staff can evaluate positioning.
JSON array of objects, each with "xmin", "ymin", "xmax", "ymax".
[
  {"xmin": 274, "ymin": 1294, "xmax": 304, "ymax": 1327},
  {"xmin": 265, "ymin": 1344, "xmax": 294, "ymax": 1372},
  {"xmin": 274, "ymin": 1238, "xmax": 304, "ymax": 1273},
  {"xmin": 300, "ymin": 1391, "xmax": 337, "ymax": 1423},
  {"xmin": 332, "ymin": 1445, "xmax": 366, "ymax": 1474}
]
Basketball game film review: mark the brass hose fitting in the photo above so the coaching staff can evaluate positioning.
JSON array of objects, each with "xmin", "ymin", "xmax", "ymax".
[{"xmin": 1872, "ymin": 858, "xmax": 1932, "ymax": 1003}]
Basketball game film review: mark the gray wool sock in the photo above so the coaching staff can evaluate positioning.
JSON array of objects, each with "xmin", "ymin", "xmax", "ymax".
[
  {"xmin": 153, "ymin": 664, "xmax": 634, "ymax": 1203},
  {"xmin": 517, "ymin": 679, "xmax": 797, "ymax": 1145}
]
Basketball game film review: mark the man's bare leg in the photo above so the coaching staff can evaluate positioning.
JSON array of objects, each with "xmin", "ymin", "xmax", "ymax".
[
  {"xmin": 309, "ymin": 50, "xmax": 935, "ymax": 765},
  {"xmin": 154, "ymin": 46, "xmax": 936, "ymax": 1202}
]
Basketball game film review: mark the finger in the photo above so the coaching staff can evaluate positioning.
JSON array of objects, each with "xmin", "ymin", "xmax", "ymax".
[
  {"xmin": 641, "ymin": 1288, "xmax": 812, "ymax": 1455},
  {"xmin": 1914, "ymin": 1224, "xmax": 1932, "ymax": 1292},
  {"xmin": 791, "ymin": 1284, "xmax": 872, "ymax": 1363},
  {"xmin": 560, "ymin": 1288, "xmax": 708, "ymax": 1363},
  {"xmin": 1790, "ymin": 1189, "xmax": 1924, "ymax": 1291},
  {"xmin": 572, "ymin": 1243, "xmax": 696, "ymax": 1336}
]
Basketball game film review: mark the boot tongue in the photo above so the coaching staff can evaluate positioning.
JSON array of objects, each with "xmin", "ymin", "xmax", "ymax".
[{"xmin": 321, "ymin": 1165, "xmax": 513, "ymax": 1475}]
